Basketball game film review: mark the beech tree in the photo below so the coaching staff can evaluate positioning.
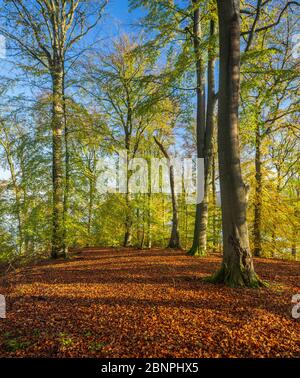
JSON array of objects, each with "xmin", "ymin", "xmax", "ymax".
[
  {"xmin": 209, "ymin": 0, "xmax": 263, "ymax": 287},
  {"xmin": 84, "ymin": 36, "xmax": 170, "ymax": 246},
  {"xmin": 0, "ymin": 0, "xmax": 107, "ymax": 258},
  {"xmin": 0, "ymin": 0, "xmax": 298, "ymax": 271}
]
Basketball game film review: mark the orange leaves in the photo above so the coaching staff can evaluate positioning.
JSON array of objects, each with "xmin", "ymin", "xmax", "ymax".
[{"xmin": 0, "ymin": 248, "xmax": 299, "ymax": 358}]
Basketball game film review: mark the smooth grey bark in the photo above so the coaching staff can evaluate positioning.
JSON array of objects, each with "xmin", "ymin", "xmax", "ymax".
[
  {"xmin": 210, "ymin": 0, "xmax": 263, "ymax": 287},
  {"xmin": 188, "ymin": 1, "xmax": 206, "ymax": 256},
  {"xmin": 188, "ymin": 11, "xmax": 217, "ymax": 256},
  {"xmin": 198, "ymin": 20, "xmax": 217, "ymax": 253}
]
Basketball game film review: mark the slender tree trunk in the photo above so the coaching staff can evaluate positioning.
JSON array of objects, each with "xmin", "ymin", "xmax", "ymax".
[
  {"xmin": 253, "ymin": 124, "xmax": 263, "ymax": 257},
  {"xmin": 198, "ymin": 20, "xmax": 217, "ymax": 254},
  {"xmin": 291, "ymin": 188, "xmax": 299, "ymax": 259},
  {"xmin": 87, "ymin": 176, "xmax": 94, "ymax": 244},
  {"xmin": 124, "ymin": 167, "xmax": 132, "ymax": 247},
  {"xmin": 154, "ymin": 137, "xmax": 181, "ymax": 249},
  {"xmin": 211, "ymin": 147, "xmax": 218, "ymax": 253},
  {"xmin": 147, "ymin": 191, "xmax": 152, "ymax": 248},
  {"xmin": 185, "ymin": 196, "xmax": 188, "ymax": 250},
  {"xmin": 140, "ymin": 196, "xmax": 146, "ymax": 248},
  {"xmin": 123, "ymin": 135, "xmax": 133, "ymax": 247},
  {"xmin": 62, "ymin": 69, "xmax": 69, "ymax": 254},
  {"xmin": 168, "ymin": 163, "xmax": 181, "ymax": 249},
  {"xmin": 87, "ymin": 151, "xmax": 96, "ymax": 246},
  {"xmin": 19, "ymin": 156, "xmax": 29, "ymax": 254},
  {"xmin": 137, "ymin": 206, "xmax": 141, "ymax": 247},
  {"xmin": 210, "ymin": 0, "xmax": 263, "ymax": 287},
  {"xmin": 162, "ymin": 195, "xmax": 166, "ymax": 245},
  {"xmin": 51, "ymin": 62, "xmax": 66, "ymax": 259},
  {"xmin": 4, "ymin": 144, "xmax": 23, "ymax": 253},
  {"xmin": 124, "ymin": 193, "xmax": 133, "ymax": 246},
  {"xmin": 141, "ymin": 210, "xmax": 145, "ymax": 249},
  {"xmin": 189, "ymin": 16, "xmax": 217, "ymax": 256},
  {"xmin": 188, "ymin": 1, "xmax": 207, "ymax": 256},
  {"xmin": 271, "ymin": 175, "xmax": 281, "ymax": 256}
]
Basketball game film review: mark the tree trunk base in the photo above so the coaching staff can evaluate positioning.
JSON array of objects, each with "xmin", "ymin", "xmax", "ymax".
[
  {"xmin": 123, "ymin": 231, "xmax": 133, "ymax": 248},
  {"xmin": 253, "ymin": 248, "xmax": 262, "ymax": 257},
  {"xmin": 187, "ymin": 245, "xmax": 206, "ymax": 257},
  {"xmin": 168, "ymin": 242, "xmax": 182, "ymax": 250},
  {"xmin": 206, "ymin": 264, "xmax": 266, "ymax": 288},
  {"xmin": 51, "ymin": 251, "xmax": 67, "ymax": 259}
]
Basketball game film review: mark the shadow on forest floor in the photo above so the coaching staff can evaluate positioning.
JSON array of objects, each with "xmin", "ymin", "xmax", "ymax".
[{"xmin": 0, "ymin": 247, "xmax": 299, "ymax": 358}]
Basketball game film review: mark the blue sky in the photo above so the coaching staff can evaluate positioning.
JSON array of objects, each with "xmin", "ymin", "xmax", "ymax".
[
  {"xmin": 98, "ymin": 0, "xmax": 144, "ymax": 39},
  {"xmin": 0, "ymin": 0, "xmax": 143, "ymax": 73},
  {"xmin": 0, "ymin": 0, "xmax": 145, "ymax": 180}
]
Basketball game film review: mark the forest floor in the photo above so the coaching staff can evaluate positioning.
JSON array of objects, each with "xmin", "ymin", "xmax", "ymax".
[{"xmin": 0, "ymin": 247, "xmax": 299, "ymax": 358}]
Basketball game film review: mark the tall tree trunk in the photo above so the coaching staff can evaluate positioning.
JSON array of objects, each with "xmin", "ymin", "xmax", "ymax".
[
  {"xmin": 271, "ymin": 174, "xmax": 281, "ymax": 256},
  {"xmin": 188, "ymin": 0, "xmax": 207, "ymax": 256},
  {"xmin": 123, "ymin": 134, "xmax": 133, "ymax": 247},
  {"xmin": 87, "ymin": 151, "xmax": 96, "ymax": 246},
  {"xmin": 189, "ymin": 16, "xmax": 217, "ymax": 256},
  {"xmin": 253, "ymin": 123, "xmax": 263, "ymax": 257},
  {"xmin": 199, "ymin": 20, "xmax": 217, "ymax": 253},
  {"xmin": 51, "ymin": 63, "xmax": 66, "ymax": 259},
  {"xmin": 87, "ymin": 176, "xmax": 94, "ymax": 245},
  {"xmin": 63, "ymin": 69, "xmax": 70, "ymax": 254},
  {"xmin": 2, "ymin": 141, "xmax": 23, "ymax": 253},
  {"xmin": 210, "ymin": 0, "xmax": 263, "ymax": 287}
]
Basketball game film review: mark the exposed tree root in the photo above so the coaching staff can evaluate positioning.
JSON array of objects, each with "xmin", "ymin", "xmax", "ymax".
[{"xmin": 206, "ymin": 264, "xmax": 267, "ymax": 288}]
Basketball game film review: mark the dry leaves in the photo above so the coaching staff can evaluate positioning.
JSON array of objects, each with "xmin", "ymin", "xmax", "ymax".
[{"xmin": 0, "ymin": 248, "xmax": 299, "ymax": 358}]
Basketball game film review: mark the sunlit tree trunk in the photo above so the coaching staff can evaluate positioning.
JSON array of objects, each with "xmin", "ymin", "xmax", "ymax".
[
  {"xmin": 51, "ymin": 61, "xmax": 66, "ymax": 259},
  {"xmin": 199, "ymin": 20, "xmax": 217, "ymax": 254},
  {"xmin": 0, "ymin": 135, "xmax": 24, "ymax": 253},
  {"xmin": 188, "ymin": 0, "xmax": 206, "ymax": 256},
  {"xmin": 210, "ymin": 0, "xmax": 263, "ymax": 287},
  {"xmin": 154, "ymin": 137, "xmax": 181, "ymax": 249}
]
